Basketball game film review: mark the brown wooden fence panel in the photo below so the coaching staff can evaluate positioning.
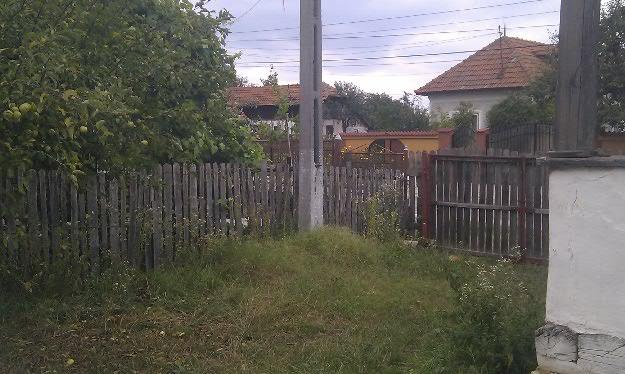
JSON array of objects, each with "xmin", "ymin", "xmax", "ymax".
[
  {"xmin": 1, "ymin": 162, "xmax": 419, "ymax": 273},
  {"xmin": 422, "ymin": 152, "xmax": 549, "ymax": 261}
]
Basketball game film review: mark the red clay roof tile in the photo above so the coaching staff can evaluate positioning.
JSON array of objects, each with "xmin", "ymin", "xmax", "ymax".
[
  {"xmin": 414, "ymin": 37, "xmax": 554, "ymax": 95},
  {"xmin": 228, "ymin": 83, "xmax": 338, "ymax": 107}
]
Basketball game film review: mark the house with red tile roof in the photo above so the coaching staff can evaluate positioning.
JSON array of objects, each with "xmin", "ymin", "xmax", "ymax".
[
  {"xmin": 415, "ymin": 36, "xmax": 554, "ymax": 130},
  {"xmin": 228, "ymin": 83, "xmax": 368, "ymax": 137}
]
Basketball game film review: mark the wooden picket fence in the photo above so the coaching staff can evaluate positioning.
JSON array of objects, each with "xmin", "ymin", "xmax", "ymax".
[
  {"xmin": 323, "ymin": 166, "xmax": 418, "ymax": 235},
  {"xmin": 0, "ymin": 162, "xmax": 416, "ymax": 272},
  {"xmin": 418, "ymin": 149, "xmax": 549, "ymax": 261},
  {"xmin": 1, "ymin": 148, "xmax": 549, "ymax": 275}
]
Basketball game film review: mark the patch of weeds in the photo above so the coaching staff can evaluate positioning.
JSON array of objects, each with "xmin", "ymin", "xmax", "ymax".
[
  {"xmin": 435, "ymin": 256, "xmax": 545, "ymax": 373},
  {"xmin": 364, "ymin": 183, "xmax": 402, "ymax": 243}
]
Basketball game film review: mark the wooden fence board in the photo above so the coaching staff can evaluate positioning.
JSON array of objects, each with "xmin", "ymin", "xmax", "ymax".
[
  {"xmin": 212, "ymin": 163, "xmax": 221, "ymax": 233},
  {"xmin": 162, "ymin": 165, "xmax": 173, "ymax": 262},
  {"xmin": 98, "ymin": 173, "xmax": 108, "ymax": 255},
  {"xmin": 128, "ymin": 174, "xmax": 138, "ymax": 265},
  {"xmin": 189, "ymin": 164, "xmax": 198, "ymax": 241},
  {"xmin": 260, "ymin": 161, "xmax": 268, "ymax": 229},
  {"xmin": 140, "ymin": 171, "xmax": 150, "ymax": 269},
  {"xmin": 119, "ymin": 176, "xmax": 128, "ymax": 260},
  {"xmin": 182, "ymin": 164, "xmax": 190, "ymax": 245},
  {"xmin": 87, "ymin": 175, "xmax": 99, "ymax": 273},
  {"xmin": 240, "ymin": 164, "xmax": 248, "ymax": 226},
  {"xmin": 37, "ymin": 170, "xmax": 49, "ymax": 262},
  {"xmin": 219, "ymin": 163, "xmax": 228, "ymax": 234},
  {"xmin": 198, "ymin": 164, "xmax": 206, "ymax": 237},
  {"xmin": 109, "ymin": 178, "xmax": 120, "ymax": 260},
  {"xmin": 27, "ymin": 171, "xmax": 40, "ymax": 267},
  {"xmin": 173, "ymin": 163, "xmax": 183, "ymax": 249},
  {"xmin": 233, "ymin": 164, "xmax": 242, "ymax": 234},
  {"xmin": 48, "ymin": 171, "xmax": 60, "ymax": 260},
  {"xmin": 152, "ymin": 165, "xmax": 163, "ymax": 269},
  {"xmin": 205, "ymin": 164, "xmax": 214, "ymax": 235}
]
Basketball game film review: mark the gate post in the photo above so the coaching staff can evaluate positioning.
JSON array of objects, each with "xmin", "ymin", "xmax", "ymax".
[
  {"xmin": 419, "ymin": 152, "xmax": 434, "ymax": 240},
  {"xmin": 518, "ymin": 158, "xmax": 528, "ymax": 258}
]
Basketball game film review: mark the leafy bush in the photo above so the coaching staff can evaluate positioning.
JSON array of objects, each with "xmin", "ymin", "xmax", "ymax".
[
  {"xmin": 364, "ymin": 184, "xmax": 401, "ymax": 242},
  {"xmin": 0, "ymin": 0, "xmax": 261, "ymax": 173},
  {"xmin": 445, "ymin": 256, "xmax": 542, "ymax": 373},
  {"xmin": 487, "ymin": 94, "xmax": 544, "ymax": 130}
]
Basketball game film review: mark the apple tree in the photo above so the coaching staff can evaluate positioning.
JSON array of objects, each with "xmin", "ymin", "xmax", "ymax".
[{"xmin": 0, "ymin": 0, "xmax": 261, "ymax": 175}]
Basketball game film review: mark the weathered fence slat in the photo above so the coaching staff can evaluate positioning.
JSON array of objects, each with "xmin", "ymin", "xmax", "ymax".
[
  {"xmin": 162, "ymin": 165, "xmax": 174, "ymax": 263},
  {"xmin": 205, "ymin": 164, "xmax": 214, "ymax": 235},
  {"xmin": 1, "ymin": 152, "xmax": 549, "ymax": 273},
  {"xmin": 426, "ymin": 152, "xmax": 548, "ymax": 261},
  {"xmin": 173, "ymin": 163, "xmax": 183, "ymax": 250},
  {"xmin": 189, "ymin": 164, "xmax": 198, "ymax": 242},
  {"xmin": 87, "ymin": 175, "xmax": 100, "ymax": 273},
  {"xmin": 109, "ymin": 178, "xmax": 120, "ymax": 260},
  {"xmin": 119, "ymin": 176, "xmax": 128, "ymax": 260},
  {"xmin": 152, "ymin": 165, "xmax": 163, "ymax": 269}
]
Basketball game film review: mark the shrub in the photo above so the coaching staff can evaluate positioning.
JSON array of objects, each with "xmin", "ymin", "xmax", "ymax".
[
  {"xmin": 445, "ymin": 256, "xmax": 542, "ymax": 373},
  {"xmin": 487, "ymin": 94, "xmax": 547, "ymax": 130},
  {"xmin": 364, "ymin": 183, "xmax": 401, "ymax": 242}
]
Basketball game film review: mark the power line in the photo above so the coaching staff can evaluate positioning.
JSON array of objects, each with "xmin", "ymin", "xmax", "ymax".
[
  {"xmin": 238, "ymin": 58, "xmax": 468, "ymax": 69},
  {"xmin": 229, "ymin": 23, "xmax": 558, "ymax": 43},
  {"xmin": 232, "ymin": 0, "xmax": 264, "ymax": 23},
  {"xmin": 235, "ymin": 9, "xmax": 558, "ymax": 40},
  {"xmin": 238, "ymin": 43, "xmax": 554, "ymax": 65},
  {"xmin": 323, "ymin": 10, "xmax": 558, "ymax": 38},
  {"xmin": 229, "ymin": 0, "xmax": 547, "ymax": 34},
  {"xmin": 231, "ymin": 33, "xmax": 497, "ymax": 59},
  {"xmin": 231, "ymin": 33, "xmax": 498, "ymax": 52}
]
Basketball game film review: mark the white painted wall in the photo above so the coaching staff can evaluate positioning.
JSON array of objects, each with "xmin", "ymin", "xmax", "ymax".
[
  {"xmin": 547, "ymin": 167, "xmax": 625, "ymax": 339},
  {"xmin": 253, "ymin": 119, "xmax": 297, "ymax": 131},
  {"xmin": 322, "ymin": 119, "xmax": 367, "ymax": 136},
  {"xmin": 253, "ymin": 119, "xmax": 367, "ymax": 136},
  {"xmin": 427, "ymin": 88, "xmax": 518, "ymax": 129}
]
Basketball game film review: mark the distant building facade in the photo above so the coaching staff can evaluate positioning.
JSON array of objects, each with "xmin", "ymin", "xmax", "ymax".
[
  {"xmin": 228, "ymin": 84, "xmax": 368, "ymax": 136},
  {"xmin": 415, "ymin": 36, "xmax": 553, "ymax": 130}
]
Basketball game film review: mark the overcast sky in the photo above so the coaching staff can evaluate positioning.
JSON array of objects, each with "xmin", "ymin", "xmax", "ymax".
[{"xmin": 207, "ymin": 0, "xmax": 561, "ymax": 100}]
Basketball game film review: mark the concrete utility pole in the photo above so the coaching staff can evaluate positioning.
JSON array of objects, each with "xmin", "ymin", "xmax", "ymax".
[
  {"xmin": 553, "ymin": 0, "xmax": 601, "ymax": 157},
  {"xmin": 298, "ymin": 0, "xmax": 324, "ymax": 230}
]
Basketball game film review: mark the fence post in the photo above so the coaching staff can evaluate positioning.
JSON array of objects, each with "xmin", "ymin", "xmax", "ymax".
[
  {"xmin": 333, "ymin": 137, "xmax": 342, "ymax": 167},
  {"xmin": 518, "ymin": 158, "xmax": 528, "ymax": 258},
  {"xmin": 419, "ymin": 152, "xmax": 433, "ymax": 240}
]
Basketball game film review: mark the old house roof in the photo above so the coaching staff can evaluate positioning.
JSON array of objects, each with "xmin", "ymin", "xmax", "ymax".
[
  {"xmin": 414, "ymin": 37, "xmax": 553, "ymax": 95},
  {"xmin": 228, "ymin": 83, "xmax": 338, "ymax": 107}
]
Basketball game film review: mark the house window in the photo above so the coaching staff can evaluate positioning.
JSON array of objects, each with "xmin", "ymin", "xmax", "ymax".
[
  {"xmin": 325, "ymin": 125, "xmax": 334, "ymax": 136},
  {"xmin": 473, "ymin": 113, "xmax": 480, "ymax": 130}
]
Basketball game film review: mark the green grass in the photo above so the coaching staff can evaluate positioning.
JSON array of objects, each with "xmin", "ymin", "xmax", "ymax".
[{"xmin": 0, "ymin": 228, "xmax": 547, "ymax": 373}]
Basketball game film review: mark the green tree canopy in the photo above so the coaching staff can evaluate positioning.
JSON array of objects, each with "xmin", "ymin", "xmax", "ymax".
[
  {"xmin": 260, "ymin": 66, "xmax": 279, "ymax": 87},
  {"xmin": 333, "ymin": 82, "xmax": 429, "ymax": 131},
  {"xmin": 0, "ymin": 0, "xmax": 261, "ymax": 174},
  {"xmin": 488, "ymin": 0, "xmax": 625, "ymax": 131},
  {"xmin": 599, "ymin": 0, "xmax": 625, "ymax": 132}
]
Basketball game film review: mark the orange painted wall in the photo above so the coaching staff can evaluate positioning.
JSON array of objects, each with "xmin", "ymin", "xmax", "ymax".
[{"xmin": 342, "ymin": 136, "xmax": 440, "ymax": 153}]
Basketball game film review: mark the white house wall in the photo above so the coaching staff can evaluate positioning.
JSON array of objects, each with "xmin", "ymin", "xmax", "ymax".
[
  {"xmin": 427, "ymin": 89, "xmax": 518, "ymax": 129},
  {"xmin": 253, "ymin": 119, "xmax": 367, "ymax": 136},
  {"xmin": 547, "ymin": 167, "xmax": 625, "ymax": 339}
]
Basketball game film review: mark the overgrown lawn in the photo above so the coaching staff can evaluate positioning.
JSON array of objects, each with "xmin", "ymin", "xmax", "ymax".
[{"xmin": 0, "ymin": 228, "xmax": 547, "ymax": 373}]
